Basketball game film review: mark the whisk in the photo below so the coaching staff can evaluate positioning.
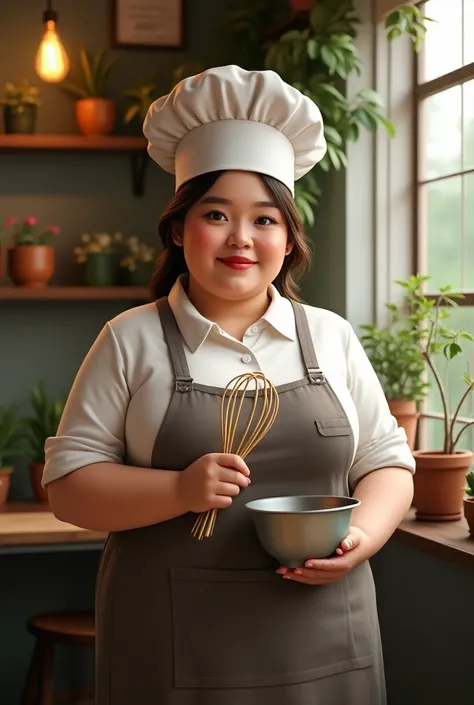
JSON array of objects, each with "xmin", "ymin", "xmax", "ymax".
[{"xmin": 191, "ymin": 371, "xmax": 280, "ymax": 540}]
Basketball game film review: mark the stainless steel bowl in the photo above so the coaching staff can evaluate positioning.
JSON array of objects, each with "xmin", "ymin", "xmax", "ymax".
[{"xmin": 245, "ymin": 495, "xmax": 361, "ymax": 569}]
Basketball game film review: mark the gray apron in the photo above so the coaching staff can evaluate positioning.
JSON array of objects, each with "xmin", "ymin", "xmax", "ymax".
[{"xmin": 95, "ymin": 297, "xmax": 386, "ymax": 705}]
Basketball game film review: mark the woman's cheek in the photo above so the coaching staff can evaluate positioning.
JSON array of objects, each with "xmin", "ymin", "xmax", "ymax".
[{"xmin": 185, "ymin": 222, "xmax": 220, "ymax": 258}]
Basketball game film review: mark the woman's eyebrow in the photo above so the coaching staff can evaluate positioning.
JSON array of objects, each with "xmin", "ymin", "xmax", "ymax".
[{"xmin": 200, "ymin": 196, "xmax": 278, "ymax": 208}]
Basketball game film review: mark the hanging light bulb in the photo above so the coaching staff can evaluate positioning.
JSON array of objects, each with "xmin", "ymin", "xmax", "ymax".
[{"xmin": 35, "ymin": 0, "xmax": 70, "ymax": 83}]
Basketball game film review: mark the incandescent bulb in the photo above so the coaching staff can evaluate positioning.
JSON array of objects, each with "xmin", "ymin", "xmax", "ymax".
[{"xmin": 35, "ymin": 20, "xmax": 69, "ymax": 83}]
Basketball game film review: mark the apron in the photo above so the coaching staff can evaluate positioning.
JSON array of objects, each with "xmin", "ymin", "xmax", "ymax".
[{"xmin": 95, "ymin": 297, "xmax": 387, "ymax": 705}]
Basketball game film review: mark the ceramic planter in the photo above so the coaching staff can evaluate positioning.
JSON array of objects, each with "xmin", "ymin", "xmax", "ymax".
[
  {"xmin": 290, "ymin": 0, "xmax": 313, "ymax": 10},
  {"xmin": 76, "ymin": 98, "xmax": 116, "ymax": 136},
  {"xmin": 30, "ymin": 462, "xmax": 49, "ymax": 504},
  {"xmin": 464, "ymin": 498, "xmax": 474, "ymax": 535},
  {"xmin": 0, "ymin": 468, "xmax": 12, "ymax": 505},
  {"xmin": 126, "ymin": 261, "xmax": 154, "ymax": 286},
  {"xmin": 8, "ymin": 245, "xmax": 55, "ymax": 288},
  {"xmin": 85, "ymin": 252, "xmax": 116, "ymax": 286},
  {"xmin": 412, "ymin": 450, "xmax": 474, "ymax": 521},
  {"xmin": 3, "ymin": 104, "xmax": 37, "ymax": 134},
  {"xmin": 388, "ymin": 400, "xmax": 419, "ymax": 451}
]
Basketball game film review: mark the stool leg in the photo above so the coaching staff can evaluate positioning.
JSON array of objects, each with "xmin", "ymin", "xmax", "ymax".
[
  {"xmin": 21, "ymin": 640, "xmax": 43, "ymax": 705},
  {"xmin": 38, "ymin": 641, "xmax": 54, "ymax": 705}
]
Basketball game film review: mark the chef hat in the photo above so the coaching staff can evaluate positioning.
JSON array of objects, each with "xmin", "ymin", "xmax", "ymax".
[{"xmin": 143, "ymin": 64, "xmax": 326, "ymax": 196}]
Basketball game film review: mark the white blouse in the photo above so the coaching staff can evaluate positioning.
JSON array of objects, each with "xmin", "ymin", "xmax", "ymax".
[{"xmin": 43, "ymin": 276, "xmax": 416, "ymax": 489}]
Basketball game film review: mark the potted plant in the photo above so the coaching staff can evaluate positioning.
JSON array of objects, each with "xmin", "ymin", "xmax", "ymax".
[
  {"xmin": 119, "ymin": 236, "xmax": 156, "ymax": 286},
  {"xmin": 0, "ymin": 405, "xmax": 25, "ymax": 506},
  {"xmin": 360, "ymin": 299, "xmax": 429, "ymax": 449},
  {"xmin": 123, "ymin": 79, "xmax": 158, "ymax": 129},
  {"xmin": 0, "ymin": 216, "xmax": 60, "ymax": 288},
  {"xmin": 74, "ymin": 231, "xmax": 122, "ymax": 286},
  {"xmin": 226, "ymin": 1, "xmax": 430, "ymax": 225},
  {"xmin": 398, "ymin": 275, "xmax": 474, "ymax": 522},
  {"xmin": 61, "ymin": 48, "xmax": 118, "ymax": 136},
  {"xmin": 24, "ymin": 383, "xmax": 65, "ymax": 504},
  {"xmin": 464, "ymin": 469, "xmax": 474, "ymax": 536},
  {"xmin": 1, "ymin": 79, "xmax": 40, "ymax": 134}
]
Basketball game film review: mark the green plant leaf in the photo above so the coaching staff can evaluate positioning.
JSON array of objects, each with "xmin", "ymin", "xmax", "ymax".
[{"xmin": 79, "ymin": 49, "xmax": 95, "ymax": 96}]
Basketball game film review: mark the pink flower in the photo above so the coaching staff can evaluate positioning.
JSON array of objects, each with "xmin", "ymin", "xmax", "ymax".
[
  {"xmin": 24, "ymin": 216, "xmax": 37, "ymax": 226},
  {"xmin": 4, "ymin": 217, "xmax": 16, "ymax": 227},
  {"xmin": 47, "ymin": 225, "xmax": 60, "ymax": 236}
]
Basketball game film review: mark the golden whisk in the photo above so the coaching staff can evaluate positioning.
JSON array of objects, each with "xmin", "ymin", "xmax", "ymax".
[{"xmin": 191, "ymin": 372, "xmax": 280, "ymax": 540}]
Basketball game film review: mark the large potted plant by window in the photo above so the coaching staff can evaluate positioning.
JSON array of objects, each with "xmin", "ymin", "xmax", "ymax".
[
  {"xmin": 0, "ymin": 405, "xmax": 25, "ymax": 506},
  {"xmin": 224, "ymin": 0, "xmax": 430, "ymax": 225},
  {"xmin": 1, "ymin": 216, "xmax": 60, "ymax": 288},
  {"xmin": 399, "ymin": 275, "xmax": 474, "ymax": 522},
  {"xmin": 360, "ymin": 298, "xmax": 429, "ymax": 449},
  {"xmin": 61, "ymin": 48, "xmax": 117, "ymax": 136},
  {"xmin": 24, "ymin": 383, "xmax": 65, "ymax": 504}
]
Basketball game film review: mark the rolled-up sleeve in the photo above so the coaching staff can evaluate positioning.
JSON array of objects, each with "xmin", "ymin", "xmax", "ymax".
[
  {"xmin": 42, "ymin": 322, "xmax": 130, "ymax": 487},
  {"xmin": 345, "ymin": 321, "xmax": 416, "ymax": 489}
]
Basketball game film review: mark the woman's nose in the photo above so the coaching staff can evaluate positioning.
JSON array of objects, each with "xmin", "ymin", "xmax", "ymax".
[{"xmin": 227, "ymin": 223, "xmax": 252, "ymax": 248}]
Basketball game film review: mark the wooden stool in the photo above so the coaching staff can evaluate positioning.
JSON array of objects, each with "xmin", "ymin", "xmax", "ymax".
[{"xmin": 21, "ymin": 610, "xmax": 95, "ymax": 705}]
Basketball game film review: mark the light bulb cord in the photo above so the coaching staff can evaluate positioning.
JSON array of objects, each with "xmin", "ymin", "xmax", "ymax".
[{"xmin": 43, "ymin": 0, "xmax": 57, "ymax": 25}]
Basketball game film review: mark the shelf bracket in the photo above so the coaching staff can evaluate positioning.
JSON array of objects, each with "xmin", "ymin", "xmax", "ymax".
[{"xmin": 130, "ymin": 149, "xmax": 149, "ymax": 197}]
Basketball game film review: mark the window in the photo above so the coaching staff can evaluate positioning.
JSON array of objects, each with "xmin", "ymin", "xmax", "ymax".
[{"xmin": 416, "ymin": 0, "xmax": 474, "ymax": 451}]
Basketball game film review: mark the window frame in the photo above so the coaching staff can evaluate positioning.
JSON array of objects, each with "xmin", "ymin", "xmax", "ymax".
[{"xmin": 414, "ymin": 1, "xmax": 474, "ymax": 440}]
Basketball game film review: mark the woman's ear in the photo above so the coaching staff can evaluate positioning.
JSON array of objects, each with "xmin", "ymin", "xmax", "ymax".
[
  {"xmin": 285, "ymin": 241, "xmax": 294, "ymax": 256},
  {"xmin": 171, "ymin": 223, "xmax": 184, "ymax": 247}
]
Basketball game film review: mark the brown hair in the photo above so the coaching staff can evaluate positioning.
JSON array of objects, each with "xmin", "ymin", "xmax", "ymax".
[{"xmin": 150, "ymin": 170, "xmax": 312, "ymax": 301}]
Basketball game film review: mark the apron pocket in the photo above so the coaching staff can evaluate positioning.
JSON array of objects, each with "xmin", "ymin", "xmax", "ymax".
[
  {"xmin": 315, "ymin": 418, "xmax": 352, "ymax": 437},
  {"xmin": 170, "ymin": 566, "xmax": 373, "ymax": 689}
]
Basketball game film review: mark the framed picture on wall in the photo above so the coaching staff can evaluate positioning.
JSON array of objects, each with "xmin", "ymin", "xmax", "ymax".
[{"xmin": 111, "ymin": 0, "xmax": 184, "ymax": 49}]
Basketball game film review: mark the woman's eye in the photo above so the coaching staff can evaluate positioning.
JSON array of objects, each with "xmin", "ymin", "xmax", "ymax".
[
  {"xmin": 205, "ymin": 210, "xmax": 227, "ymax": 221},
  {"xmin": 256, "ymin": 216, "xmax": 277, "ymax": 226}
]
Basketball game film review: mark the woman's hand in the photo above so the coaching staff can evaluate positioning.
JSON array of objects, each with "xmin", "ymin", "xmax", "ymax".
[
  {"xmin": 177, "ymin": 453, "xmax": 251, "ymax": 514},
  {"xmin": 276, "ymin": 526, "xmax": 373, "ymax": 585}
]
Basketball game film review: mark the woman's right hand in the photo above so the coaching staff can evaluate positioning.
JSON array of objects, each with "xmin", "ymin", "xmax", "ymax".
[{"xmin": 177, "ymin": 453, "xmax": 251, "ymax": 513}]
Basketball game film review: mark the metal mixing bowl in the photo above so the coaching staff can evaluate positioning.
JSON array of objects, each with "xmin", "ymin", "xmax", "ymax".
[{"xmin": 245, "ymin": 495, "xmax": 361, "ymax": 568}]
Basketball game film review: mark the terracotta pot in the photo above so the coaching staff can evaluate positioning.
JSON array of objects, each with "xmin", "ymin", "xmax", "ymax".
[
  {"xmin": 464, "ymin": 498, "xmax": 474, "ymax": 536},
  {"xmin": 412, "ymin": 450, "xmax": 474, "ymax": 521},
  {"xmin": 75, "ymin": 98, "xmax": 116, "ymax": 136},
  {"xmin": 0, "ymin": 468, "xmax": 12, "ymax": 505},
  {"xmin": 388, "ymin": 400, "xmax": 419, "ymax": 450},
  {"xmin": 30, "ymin": 462, "xmax": 49, "ymax": 504},
  {"xmin": 8, "ymin": 245, "xmax": 55, "ymax": 288}
]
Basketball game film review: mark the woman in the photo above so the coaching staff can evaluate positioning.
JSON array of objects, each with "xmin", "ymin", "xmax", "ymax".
[{"xmin": 44, "ymin": 65, "xmax": 415, "ymax": 705}]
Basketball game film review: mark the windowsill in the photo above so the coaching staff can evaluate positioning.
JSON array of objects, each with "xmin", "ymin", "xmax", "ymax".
[{"xmin": 395, "ymin": 508, "xmax": 474, "ymax": 571}]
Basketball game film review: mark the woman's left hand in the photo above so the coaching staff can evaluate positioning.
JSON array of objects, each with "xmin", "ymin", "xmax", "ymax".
[{"xmin": 276, "ymin": 526, "xmax": 373, "ymax": 586}]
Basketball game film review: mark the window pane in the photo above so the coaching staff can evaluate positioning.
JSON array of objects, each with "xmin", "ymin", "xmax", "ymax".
[
  {"xmin": 422, "ymin": 86, "xmax": 462, "ymax": 180},
  {"xmin": 426, "ymin": 306, "xmax": 474, "ymax": 427},
  {"xmin": 465, "ymin": 0, "xmax": 474, "ymax": 65},
  {"xmin": 466, "ymin": 174, "xmax": 474, "ymax": 289},
  {"xmin": 464, "ymin": 79, "xmax": 474, "ymax": 171},
  {"xmin": 422, "ymin": 0, "xmax": 463, "ymax": 82},
  {"xmin": 422, "ymin": 176, "xmax": 462, "ymax": 290}
]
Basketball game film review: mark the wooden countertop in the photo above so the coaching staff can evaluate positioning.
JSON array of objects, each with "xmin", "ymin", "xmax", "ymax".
[
  {"xmin": 1, "ymin": 503, "xmax": 473, "ymax": 569},
  {"xmin": 0, "ymin": 502, "xmax": 107, "ymax": 548}
]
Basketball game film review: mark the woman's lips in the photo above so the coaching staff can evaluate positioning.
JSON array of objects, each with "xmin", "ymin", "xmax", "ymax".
[{"xmin": 218, "ymin": 257, "xmax": 256, "ymax": 271}]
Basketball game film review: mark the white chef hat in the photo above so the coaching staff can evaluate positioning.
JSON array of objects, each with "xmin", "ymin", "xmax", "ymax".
[{"xmin": 143, "ymin": 64, "xmax": 326, "ymax": 196}]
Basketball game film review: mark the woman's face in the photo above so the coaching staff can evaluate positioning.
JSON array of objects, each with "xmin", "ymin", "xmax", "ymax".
[{"xmin": 179, "ymin": 171, "xmax": 292, "ymax": 303}]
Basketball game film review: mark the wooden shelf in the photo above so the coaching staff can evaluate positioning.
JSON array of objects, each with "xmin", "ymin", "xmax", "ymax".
[
  {"xmin": 0, "ymin": 133, "xmax": 150, "ymax": 196},
  {"xmin": 0, "ymin": 286, "xmax": 151, "ymax": 301},
  {"xmin": 0, "ymin": 133, "xmax": 147, "ymax": 151}
]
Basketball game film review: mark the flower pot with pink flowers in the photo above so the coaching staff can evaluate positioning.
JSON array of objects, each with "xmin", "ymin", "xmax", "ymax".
[{"xmin": 1, "ymin": 216, "xmax": 60, "ymax": 287}]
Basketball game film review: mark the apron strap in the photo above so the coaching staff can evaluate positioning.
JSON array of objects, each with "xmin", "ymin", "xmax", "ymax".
[
  {"xmin": 155, "ymin": 298, "xmax": 194, "ymax": 392},
  {"xmin": 289, "ymin": 300, "xmax": 326, "ymax": 385}
]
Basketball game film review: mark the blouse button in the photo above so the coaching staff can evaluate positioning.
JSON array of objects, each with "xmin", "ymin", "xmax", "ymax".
[
  {"xmin": 241, "ymin": 354, "xmax": 252, "ymax": 364},
  {"xmin": 250, "ymin": 325, "xmax": 259, "ymax": 334}
]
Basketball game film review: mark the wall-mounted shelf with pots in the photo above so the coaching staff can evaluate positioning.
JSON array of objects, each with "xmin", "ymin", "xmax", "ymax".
[
  {"xmin": 0, "ymin": 133, "xmax": 150, "ymax": 196},
  {"xmin": 0, "ymin": 286, "xmax": 151, "ymax": 301}
]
